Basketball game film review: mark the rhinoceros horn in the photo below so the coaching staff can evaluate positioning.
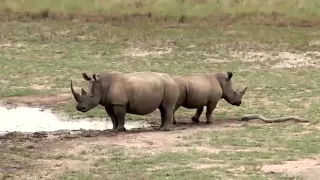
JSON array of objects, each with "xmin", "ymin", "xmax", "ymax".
[
  {"xmin": 70, "ymin": 80, "xmax": 81, "ymax": 102},
  {"xmin": 81, "ymin": 88, "xmax": 87, "ymax": 95},
  {"xmin": 240, "ymin": 86, "xmax": 247, "ymax": 98}
]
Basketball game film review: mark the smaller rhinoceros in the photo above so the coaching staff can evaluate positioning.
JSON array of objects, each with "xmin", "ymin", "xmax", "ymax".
[
  {"xmin": 70, "ymin": 71, "xmax": 179, "ymax": 131},
  {"xmin": 172, "ymin": 71, "xmax": 247, "ymax": 124}
]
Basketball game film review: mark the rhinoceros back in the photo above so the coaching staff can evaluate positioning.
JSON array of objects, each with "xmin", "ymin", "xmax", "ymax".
[{"xmin": 123, "ymin": 72, "xmax": 174, "ymax": 115}]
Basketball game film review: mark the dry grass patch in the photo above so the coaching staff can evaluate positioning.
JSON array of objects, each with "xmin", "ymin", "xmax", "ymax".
[
  {"xmin": 122, "ymin": 47, "xmax": 173, "ymax": 58},
  {"xmin": 1, "ymin": 0, "xmax": 320, "ymax": 28}
]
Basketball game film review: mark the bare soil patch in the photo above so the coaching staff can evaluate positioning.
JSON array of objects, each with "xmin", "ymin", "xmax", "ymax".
[
  {"xmin": 1, "ymin": 93, "xmax": 72, "ymax": 108},
  {"xmin": 261, "ymin": 158, "xmax": 320, "ymax": 180},
  {"xmin": 122, "ymin": 47, "xmax": 172, "ymax": 58},
  {"xmin": 0, "ymin": 120, "xmax": 248, "ymax": 179},
  {"xmin": 30, "ymin": 84, "xmax": 51, "ymax": 90},
  {"xmin": 0, "ymin": 118, "xmax": 243, "ymax": 142},
  {"xmin": 229, "ymin": 50, "xmax": 320, "ymax": 69},
  {"xmin": 272, "ymin": 52, "xmax": 320, "ymax": 69},
  {"xmin": 29, "ymin": 159, "xmax": 92, "ymax": 180}
]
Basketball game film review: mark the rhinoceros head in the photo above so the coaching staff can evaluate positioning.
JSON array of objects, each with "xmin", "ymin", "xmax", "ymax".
[
  {"xmin": 217, "ymin": 72, "xmax": 247, "ymax": 106},
  {"xmin": 70, "ymin": 73, "xmax": 102, "ymax": 112}
]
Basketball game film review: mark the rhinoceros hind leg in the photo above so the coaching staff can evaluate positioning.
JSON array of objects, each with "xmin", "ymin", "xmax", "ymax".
[
  {"xmin": 205, "ymin": 102, "xmax": 218, "ymax": 124},
  {"xmin": 158, "ymin": 106, "xmax": 173, "ymax": 131},
  {"xmin": 172, "ymin": 105, "xmax": 180, "ymax": 125},
  {"xmin": 158, "ymin": 107, "xmax": 165, "ymax": 129},
  {"xmin": 113, "ymin": 105, "xmax": 127, "ymax": 132},
  {"xmin": 191, "ymin": 107, "xmax": 203, "ymax": 123}
]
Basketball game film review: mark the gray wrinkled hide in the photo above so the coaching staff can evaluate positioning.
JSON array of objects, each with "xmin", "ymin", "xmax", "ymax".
[
  {"xmin": 172, "ymin": 72, "xmax": 247, "ymax": 124},
  {"xmin": 71, "ymin": 71, "xmax": 180, "ymax": 131}
]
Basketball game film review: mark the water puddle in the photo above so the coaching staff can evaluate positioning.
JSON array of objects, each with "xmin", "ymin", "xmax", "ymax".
[{"xmin": 0, "ymin": 106, "xmax": 150, "ymax": 135}]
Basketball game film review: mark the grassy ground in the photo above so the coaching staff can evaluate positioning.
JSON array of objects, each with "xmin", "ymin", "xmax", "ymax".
[
  {"xmin": 1, "ymin": 0, "xmax": 320, "ymax": 17},
  {"xmin": 1, "ymin": 1, "xmax": 320, "ymax": 179},
  {"xmin": 1, "ymin": 0, "xmax": 320, "ymax": 27}
]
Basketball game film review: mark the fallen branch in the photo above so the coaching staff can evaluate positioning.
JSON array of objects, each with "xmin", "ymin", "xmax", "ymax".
[{"xmin": 240, "ymin": 114, "xmax": 309, "ymax": 123}]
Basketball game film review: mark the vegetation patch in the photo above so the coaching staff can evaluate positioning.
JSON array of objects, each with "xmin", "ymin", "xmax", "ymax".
[{"xmin": 0, "ymin": 1, "xmax": 320, "ymax": 179}]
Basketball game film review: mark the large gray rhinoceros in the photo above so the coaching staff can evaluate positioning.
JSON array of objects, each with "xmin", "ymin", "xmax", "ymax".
[
  {"xmin": 70, "ymin": 71, "xmax": 179, "ymax": 131},
  {"xmin": 172, "ymin": 71, "xmax": 247, "ymax": 124}
]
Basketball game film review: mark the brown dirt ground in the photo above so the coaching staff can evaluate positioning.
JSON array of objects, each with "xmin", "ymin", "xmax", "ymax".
[
  {"xmin": 0, "ymin": 93, "xmax": 245, "ymax": 179},
  {"xmin": 1, "ymin": 93, "xmax": 72, "ymax": 108},
  {"xmin": 0, "ymin": 93, "xmax": 316, "ymax": 179},
  {"xmin": 262, "ymin": 158, "xmax": 320, "ymax": 180},
  {"xmin": 0, "ymin": 122, "xmax": 246, "ymax": 179}
]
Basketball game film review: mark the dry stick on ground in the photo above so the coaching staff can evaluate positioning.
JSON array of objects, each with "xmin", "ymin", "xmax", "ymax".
[{"xmin": 240, "ymin": 114, "xmax": 309, "ymax": 123}]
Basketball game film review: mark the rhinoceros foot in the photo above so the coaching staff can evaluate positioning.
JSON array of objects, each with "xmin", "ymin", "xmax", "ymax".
[{"xmin": 191, "ymin": 117, "xmax": 200, "ymax": 124}]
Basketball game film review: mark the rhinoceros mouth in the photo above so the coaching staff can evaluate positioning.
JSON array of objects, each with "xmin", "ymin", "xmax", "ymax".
[
  {"xmin": 234, "ymin": 102, "xmax": 241, "ymax": 106},
  {"xmin": 76, "ymin": 105, "xmax": 88, "ymax": 112}
]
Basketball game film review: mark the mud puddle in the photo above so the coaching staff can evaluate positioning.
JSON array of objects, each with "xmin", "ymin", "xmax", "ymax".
[{"xmin": 0, "ymin": 106, "xmax": 151, "ymax": 137}]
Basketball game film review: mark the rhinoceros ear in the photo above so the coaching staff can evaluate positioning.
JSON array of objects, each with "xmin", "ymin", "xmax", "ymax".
[
  {"xmin": 227, "ymin": 72, "xmax": 233, "ymax": 80},
  {"xmin": 82, "ymin": 73, "xmax": 91, "ymax": 81}
]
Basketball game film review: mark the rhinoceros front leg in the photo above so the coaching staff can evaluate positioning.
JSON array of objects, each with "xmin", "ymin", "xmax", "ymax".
[
  {"xmin": 191, "ymin": 107, "xmax": 203, "ymax": 123},
  {"xmin": 113, "ymin": 105, "xmax": 127, "ymax": 132},
  {"xmin": 105, "ymin": 107, "xmax": 118, "ymax": 130},
  {"xmin": 205, "ymin": 102, "xmax": 218, "ymax": 124}
]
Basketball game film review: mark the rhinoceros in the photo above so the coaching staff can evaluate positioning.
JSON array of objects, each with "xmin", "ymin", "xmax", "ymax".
[
  {"xmin": 70, "ymin": 71, "xmax": 179, "ymax": 131},
  {"xmin": 172, "ymin": 71, "xmax": 247, "ymax": 124}
]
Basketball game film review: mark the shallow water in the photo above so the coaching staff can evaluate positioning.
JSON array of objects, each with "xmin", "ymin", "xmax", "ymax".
[{"xmin": 0, "ymin": 106, "xmax": 149, "ymax": 134}]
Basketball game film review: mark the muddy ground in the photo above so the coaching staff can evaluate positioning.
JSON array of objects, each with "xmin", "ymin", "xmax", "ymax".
[
  {"xmin": 0, "ymin": 94, "xmax": 245, "ymax": 179},
  {"xmin": 0, "ymin": 93, "xmax": 318, "ymax": 180},
  {"xmin": 0, "ymin": 92, "xmax": 249, "ymax": 141}
]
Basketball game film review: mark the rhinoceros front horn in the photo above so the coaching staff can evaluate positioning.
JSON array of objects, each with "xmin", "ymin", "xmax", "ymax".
[
  {"xmin": 240, "ymin": 86, "xmax": 247, "ymax": 98},
  {"xmin": 70, "ymin": 80, "xmax": 81, "ymax": 102}
]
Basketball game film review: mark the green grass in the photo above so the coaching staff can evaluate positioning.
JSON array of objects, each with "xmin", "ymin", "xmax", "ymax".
[
  {"xmin": 51, "ymin": 123, "xmax": 319, "ymax": 180},
  {"xmin": 0, "ymin": 137, "xmax": 306, "ymax": 179},
  {"xmin": 1, "ymin": 21, "xmax": 319, "ymax": 120},
  {"xmin": 1, "ymin": 2, "xmax": 320, "ymax": 179},
  {"xmin": 185, "ymin": 124, "xmax": 320, "ymax": 156},
  {"xmin": 55, "ymin": 147, "xmax": 297, "ymax": 180},
  {"xmin": 1, "ymin": 0, "xmax": 320, "ymax": 18}
]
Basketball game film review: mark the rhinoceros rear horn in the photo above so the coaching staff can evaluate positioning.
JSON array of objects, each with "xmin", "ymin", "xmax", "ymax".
[
  {"xmin": 82, "ymin": 73, "xmax": 92, "ymax": 81},
  {"xmin": 240, "ymin": 86, "xmax": 247, "ymax": 97},
  {"xmin": 81, "ymin": 88, "xmax": 87, "ymax": 95},
  {"xmin": 227, "ymin": 72, "xmax": 233, "ymax": 80},
  {"xmin": 92, "ymin": 73, "xmax": 100, "ymax": 81},
  {"xmin": 70, "ymin": 80, "xmax": 81, "ymax": 102}
]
